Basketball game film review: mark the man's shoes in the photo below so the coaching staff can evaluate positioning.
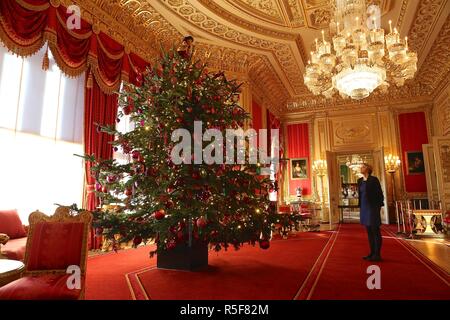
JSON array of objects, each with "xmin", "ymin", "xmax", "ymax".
[
  {"xmin": 362, "ymin": 255, "xmax": 372, "ymax": 260},
  {"xmin": 368, "ymin": 256, "xmax": 382, "ymax": 262}
]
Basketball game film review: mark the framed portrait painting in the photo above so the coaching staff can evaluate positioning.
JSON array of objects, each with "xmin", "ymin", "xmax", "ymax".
[
  {"xmin": 406, "ymin": 151, "xmax": 425, "ymax": 175},
  {"xmin": 291, "ymin": 158, "xmax": 308, "ymax": 180}
]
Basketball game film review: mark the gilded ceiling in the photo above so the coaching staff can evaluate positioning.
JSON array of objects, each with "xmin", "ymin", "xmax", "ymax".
[{"xmin": 70, "ymin": 0, "xmax": 450, "ymax": 116}]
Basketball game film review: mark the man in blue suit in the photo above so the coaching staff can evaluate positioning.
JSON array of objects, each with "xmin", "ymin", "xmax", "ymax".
[{"xmin": 358, "ymin": 163, "xmax": 384, "ymax": 262}]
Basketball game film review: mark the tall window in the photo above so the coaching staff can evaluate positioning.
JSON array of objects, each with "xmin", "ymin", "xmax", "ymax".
[{"xmin": 0, "ymin": 43, "xmax": 85, "ymax": 223}]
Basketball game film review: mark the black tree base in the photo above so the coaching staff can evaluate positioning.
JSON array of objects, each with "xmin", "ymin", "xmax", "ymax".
[{"xmin": 157, "ymin": 241, "xmax": 208, "ymax": 271}]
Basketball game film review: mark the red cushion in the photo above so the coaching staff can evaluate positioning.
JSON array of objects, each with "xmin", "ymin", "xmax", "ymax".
[
  {"xmin": 0, "ymin": 274, "xmax": 81, "ymax": 300},
  {"xmin": 2, "ymin": 237, "xmax": 26, "ymax": 260},
  {"xmin": 0, "ymin": 209, "xmax": 26, "ymax": 239},
  {"xmin": 27, "ymin": 222, "xmax": 84, "ymax": 271}
]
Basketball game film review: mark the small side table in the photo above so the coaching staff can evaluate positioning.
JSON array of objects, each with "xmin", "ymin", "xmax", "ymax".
[{"xmin": 0, "ymin": 259, "xmax": 25, "ymax": 287}]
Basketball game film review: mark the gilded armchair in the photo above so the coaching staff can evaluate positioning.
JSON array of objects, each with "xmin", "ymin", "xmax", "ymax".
[{"xmin": 0, "ymin": 207, "xmax": 92, "ymax": 300}]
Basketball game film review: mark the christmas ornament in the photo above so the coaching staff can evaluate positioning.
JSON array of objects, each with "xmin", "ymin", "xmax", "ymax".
[
  {"xmin": 196, "ymin": 216, "xmax": 207, "ymax": 228},
  {"xmin": 154, "ymin": 209, "xmax": 166, "ymax": 220}
]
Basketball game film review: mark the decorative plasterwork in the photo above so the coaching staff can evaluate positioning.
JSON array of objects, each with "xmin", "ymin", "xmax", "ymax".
[
  {"xmin": 60, "ymin": 0, "xmax": 181, "ymax": 62},
  {"xmin": 192, "ymin": 43, "xmax": 261, "ymax": 75},
  {"xmin": 249, "ymin": 56, "xmax": 290, "ymax": 115},
  {"xmin": 415, "ymin": 14, "xmax": 450, "ymax": 95},
  {"xmin": 159, "ymin": 0, "xmax": 306, "ymax": 96},
  {"xmin": 63, "ymin": 0, "xmax": 450, "ymax": 116},
  {"xmin": 407, "ymin": 0, "xmax": 446, "ymax": 54}
]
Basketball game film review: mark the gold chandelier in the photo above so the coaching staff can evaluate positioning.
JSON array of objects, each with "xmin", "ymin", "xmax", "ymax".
[{"xmin": 303, "ymin": 0, "xmax": 417, "ymax": 100}]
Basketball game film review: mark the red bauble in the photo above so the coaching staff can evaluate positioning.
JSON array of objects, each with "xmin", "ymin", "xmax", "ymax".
[
  {"xmin": 192, "ymin": 171, "xmax": 200, "ymax": 180},
  {"xmin": 176, "ymin": 117, "xmax": 183, "ymax": 124},
  {"xmin": 186, "ymin": 107, "xmax": 193, "ymax": 113},
  {"xmin": 165, "ymin": 200, "xmax": 174, "ymax": 209},
  {"xmin": 106, "ymin": 175, "xmax": 117, "ymax": 183},
  {"xmin": 125, "ymin": 188, "xmax": 133, "ymax": 196},
  {"xmin": 196, "ymin": 216, "xmax": 207, "ymax": 228},
  {"xmin": 154, "ymin": 209, "xmax": 166, "ymax": 220},
  {"xmin": 133, "ymin": 236, "xmax": 142, "ymax": 246},
  {"xmin": 131, "ymin": 150, "xmax": 140, "ymax": 160},
  {"xmin": 123, "ymin": 105, "xmax": 133, "ymax": 115},
  {"xmin": 259, "ymin": 240, "xmax": 270, "ymax": 250},
  {"xmin": 167, "ymin": 240, "xmax": 177, "ymax": 250},
  {"xmin": 101, "ymin": 186, "xmax": 108, "ymax": 193},
  {"xmin": 210, "ymin": 230, "xmax": 218, "ymax": 237},
  {"xmin": 95, "ymin": 183, "xmax": 102, "ymax": 192},
  {"xmin": 170, "ymin": 77, "xmax": 178, "ymax": 85}
]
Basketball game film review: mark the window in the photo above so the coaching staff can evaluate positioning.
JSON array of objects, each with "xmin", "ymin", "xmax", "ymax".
[{"xmin": 0, "ymin": 43, "xmax": 85, "ymax": 223}]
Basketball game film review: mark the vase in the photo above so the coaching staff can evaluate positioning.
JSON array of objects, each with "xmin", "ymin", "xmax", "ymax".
[{"xmin": 157, "ymin": 240, "xmax": 208, "ymax": 271}]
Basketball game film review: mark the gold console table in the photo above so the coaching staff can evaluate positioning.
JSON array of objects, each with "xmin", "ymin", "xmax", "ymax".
[{"xmin": 411, "ymin": 210, "xmax": 443, "ymax": 236}]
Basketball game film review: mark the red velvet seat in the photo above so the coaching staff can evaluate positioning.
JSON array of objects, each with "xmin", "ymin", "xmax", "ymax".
[
  {"xmin": 0, "ymin": 207, "xmax": 92, "ymax": 300},
  {"xmin": 0, "ymin": 209, "xmax": 27, "ymax": 260},
  {"xmin": 0, "ymin": 274, "xmax": 81, "ymax": 300},
  {"xmin": 2, "ymin": 237, "xmax": 27, "ymax": 260}
]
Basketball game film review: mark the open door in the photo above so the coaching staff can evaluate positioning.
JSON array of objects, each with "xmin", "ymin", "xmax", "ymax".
[
  {"xmin": 373, "ymin": 148, "xmax": 389, "ymax": 224},
  {"xmin": 423, "ymin": 144, "xmax": 439, "ymax": 202},
  {"xmin": 326, "ymin": 151, "xmax": 340, "ymax": 227}
]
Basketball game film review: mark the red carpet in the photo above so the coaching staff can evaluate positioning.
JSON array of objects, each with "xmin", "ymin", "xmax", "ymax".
[
  {"xmin": 307, "ymin": 224, "xmax": 450, "ymax": 300},
  {"xmin": 86, "ymin": 232, "xmax": 333, "ymax": 300},
  {"xmin": 85, "ymin": 224, "xmax": 449, "ymax": 300},
  {"xmin": 85, "ymin": 246, "xmax": 154, "ymax": 300}
]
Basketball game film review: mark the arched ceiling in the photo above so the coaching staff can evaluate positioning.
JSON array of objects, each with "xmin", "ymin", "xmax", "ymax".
[{"xmin": 72, "ymin": 0, "xmax": 450, "ymax": 116}]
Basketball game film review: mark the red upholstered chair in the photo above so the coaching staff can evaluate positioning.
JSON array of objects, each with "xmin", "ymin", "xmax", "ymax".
[
  {"xmin": 0, "ymin": 209, "xmax": 28, "ymax": 260},
  {"xmin": 0, "ymin": 207, "xmax": 92, "ymax": 300}
]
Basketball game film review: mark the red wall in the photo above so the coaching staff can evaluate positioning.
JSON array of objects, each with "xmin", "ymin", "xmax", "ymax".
[
  {"xmin": 251, "ymin": 100, "xmax": 263, "ymax": 132},
  {"xmin": 287, "ymin": 123, "xmax": 311, "ymax": 196},
  {"xmin": 398, "ymin": 112, "xmax": 428, "ymax": 193}
]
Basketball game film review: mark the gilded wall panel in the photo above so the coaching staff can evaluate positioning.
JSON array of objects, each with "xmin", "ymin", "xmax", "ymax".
[{"xmin": 329, "ymin": 115, "xmax": 378, "ymax": 151}]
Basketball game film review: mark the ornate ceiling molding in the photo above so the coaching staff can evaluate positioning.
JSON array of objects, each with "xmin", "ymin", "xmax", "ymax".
[
  {"xmin": 158, "ymin": 0, "xmax": 306, "ymax": 95},
  {"xmin": 62, "ymin": 0, "xmax": 449, "ymax": 116},
  {"xmin": 407, "ymin": 0, "xmax": 447, "ymax": 54},
  {"xmin": 416, "ymin": 14, "xmax": 450, "ymax": 95},
  {"xmin": 62, "ymin": 0, "xmax": 181, "ymax": 62}
]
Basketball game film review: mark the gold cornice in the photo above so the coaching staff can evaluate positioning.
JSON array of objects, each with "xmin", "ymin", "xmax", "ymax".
[
  {"xmin": 49, "ymin": 0, "xmax": 450, "ymax": 117},
  {"xmin": 416, "ymin": 13, "xmax": 450, "ymax": 95},
  {"xmin": 62, "ymin": 0, "xmax": 181, "ymax": 62},
  {"xmin": 407, "ymin": 0, "xmax": 447, "ymax": 55},
  {"xmin": 158, "ymin": 0, "xmax": 305, "ymax": 94},
  {"xmin": 197, "ymin": 0, "xmax": 300, "ymax": 39}
]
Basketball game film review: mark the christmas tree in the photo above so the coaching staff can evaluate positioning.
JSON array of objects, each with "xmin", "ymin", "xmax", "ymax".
[{"xmin": 84, "ymin": 38, "xmax": 282, "ymax": 259}]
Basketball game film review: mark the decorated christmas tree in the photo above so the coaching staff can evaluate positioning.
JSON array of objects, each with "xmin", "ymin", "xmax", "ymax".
[{"xmin": 84, "ymin": 37, "xmax": 283, "ymax": 266}]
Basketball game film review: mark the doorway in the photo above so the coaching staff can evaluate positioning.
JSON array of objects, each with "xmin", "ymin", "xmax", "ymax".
[
  {"xmin": 337, "ymin": 153, "xmax": 372, "ymax": 223},
  {"xmin": 326, "ymin": 149, "xmax": 389, "ymax": 225}
]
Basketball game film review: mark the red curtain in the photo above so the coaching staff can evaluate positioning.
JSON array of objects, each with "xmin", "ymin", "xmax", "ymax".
[
  {"xmin": 0, "ymin": 0, "xmax": 150, "ymax": 249},
  {"xmin": 0, "ymin": 0, "xmax": 150, "ymax": 93},
  {"xmin": 398, "ymin": 112, "xmax": 429, "ymax": 193},
  {"xmin": 83, "ymin": 78, "xmax": 118, "ymax": 249},
  {"xmin": 287, "ymin": 123, "xmax": 311, "ymax": 196}
]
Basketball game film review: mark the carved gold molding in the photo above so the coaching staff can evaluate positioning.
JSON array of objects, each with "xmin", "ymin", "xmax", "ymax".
[
  {"xmin": 407, "ymin": 0, "xmax": 446, "ymax": 54},
  {"xmin": 416, "ymin": 14, "xmax": 450, "ymax": 95},
  {"xmin": 51, "ymin": 0, "xmax": 450, "ymax": 117}
]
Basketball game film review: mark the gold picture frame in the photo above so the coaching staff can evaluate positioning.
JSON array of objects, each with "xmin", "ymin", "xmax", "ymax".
[
  {"xmin": 405, "ymin": 151, "xmax": 425, "ymax": 175},
  {"xmin": 291, "ymin": 158, "xmax": 308, "ymax": 180}
]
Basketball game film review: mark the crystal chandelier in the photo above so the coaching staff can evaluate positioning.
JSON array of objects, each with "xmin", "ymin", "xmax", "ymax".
[
  {"xmin": 346, "ymin": 154, "xmax": 365, "ymax": 176},
  {"xmin": 303, "ymin": 0, "xmax": 417, "ymax": 100}
]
